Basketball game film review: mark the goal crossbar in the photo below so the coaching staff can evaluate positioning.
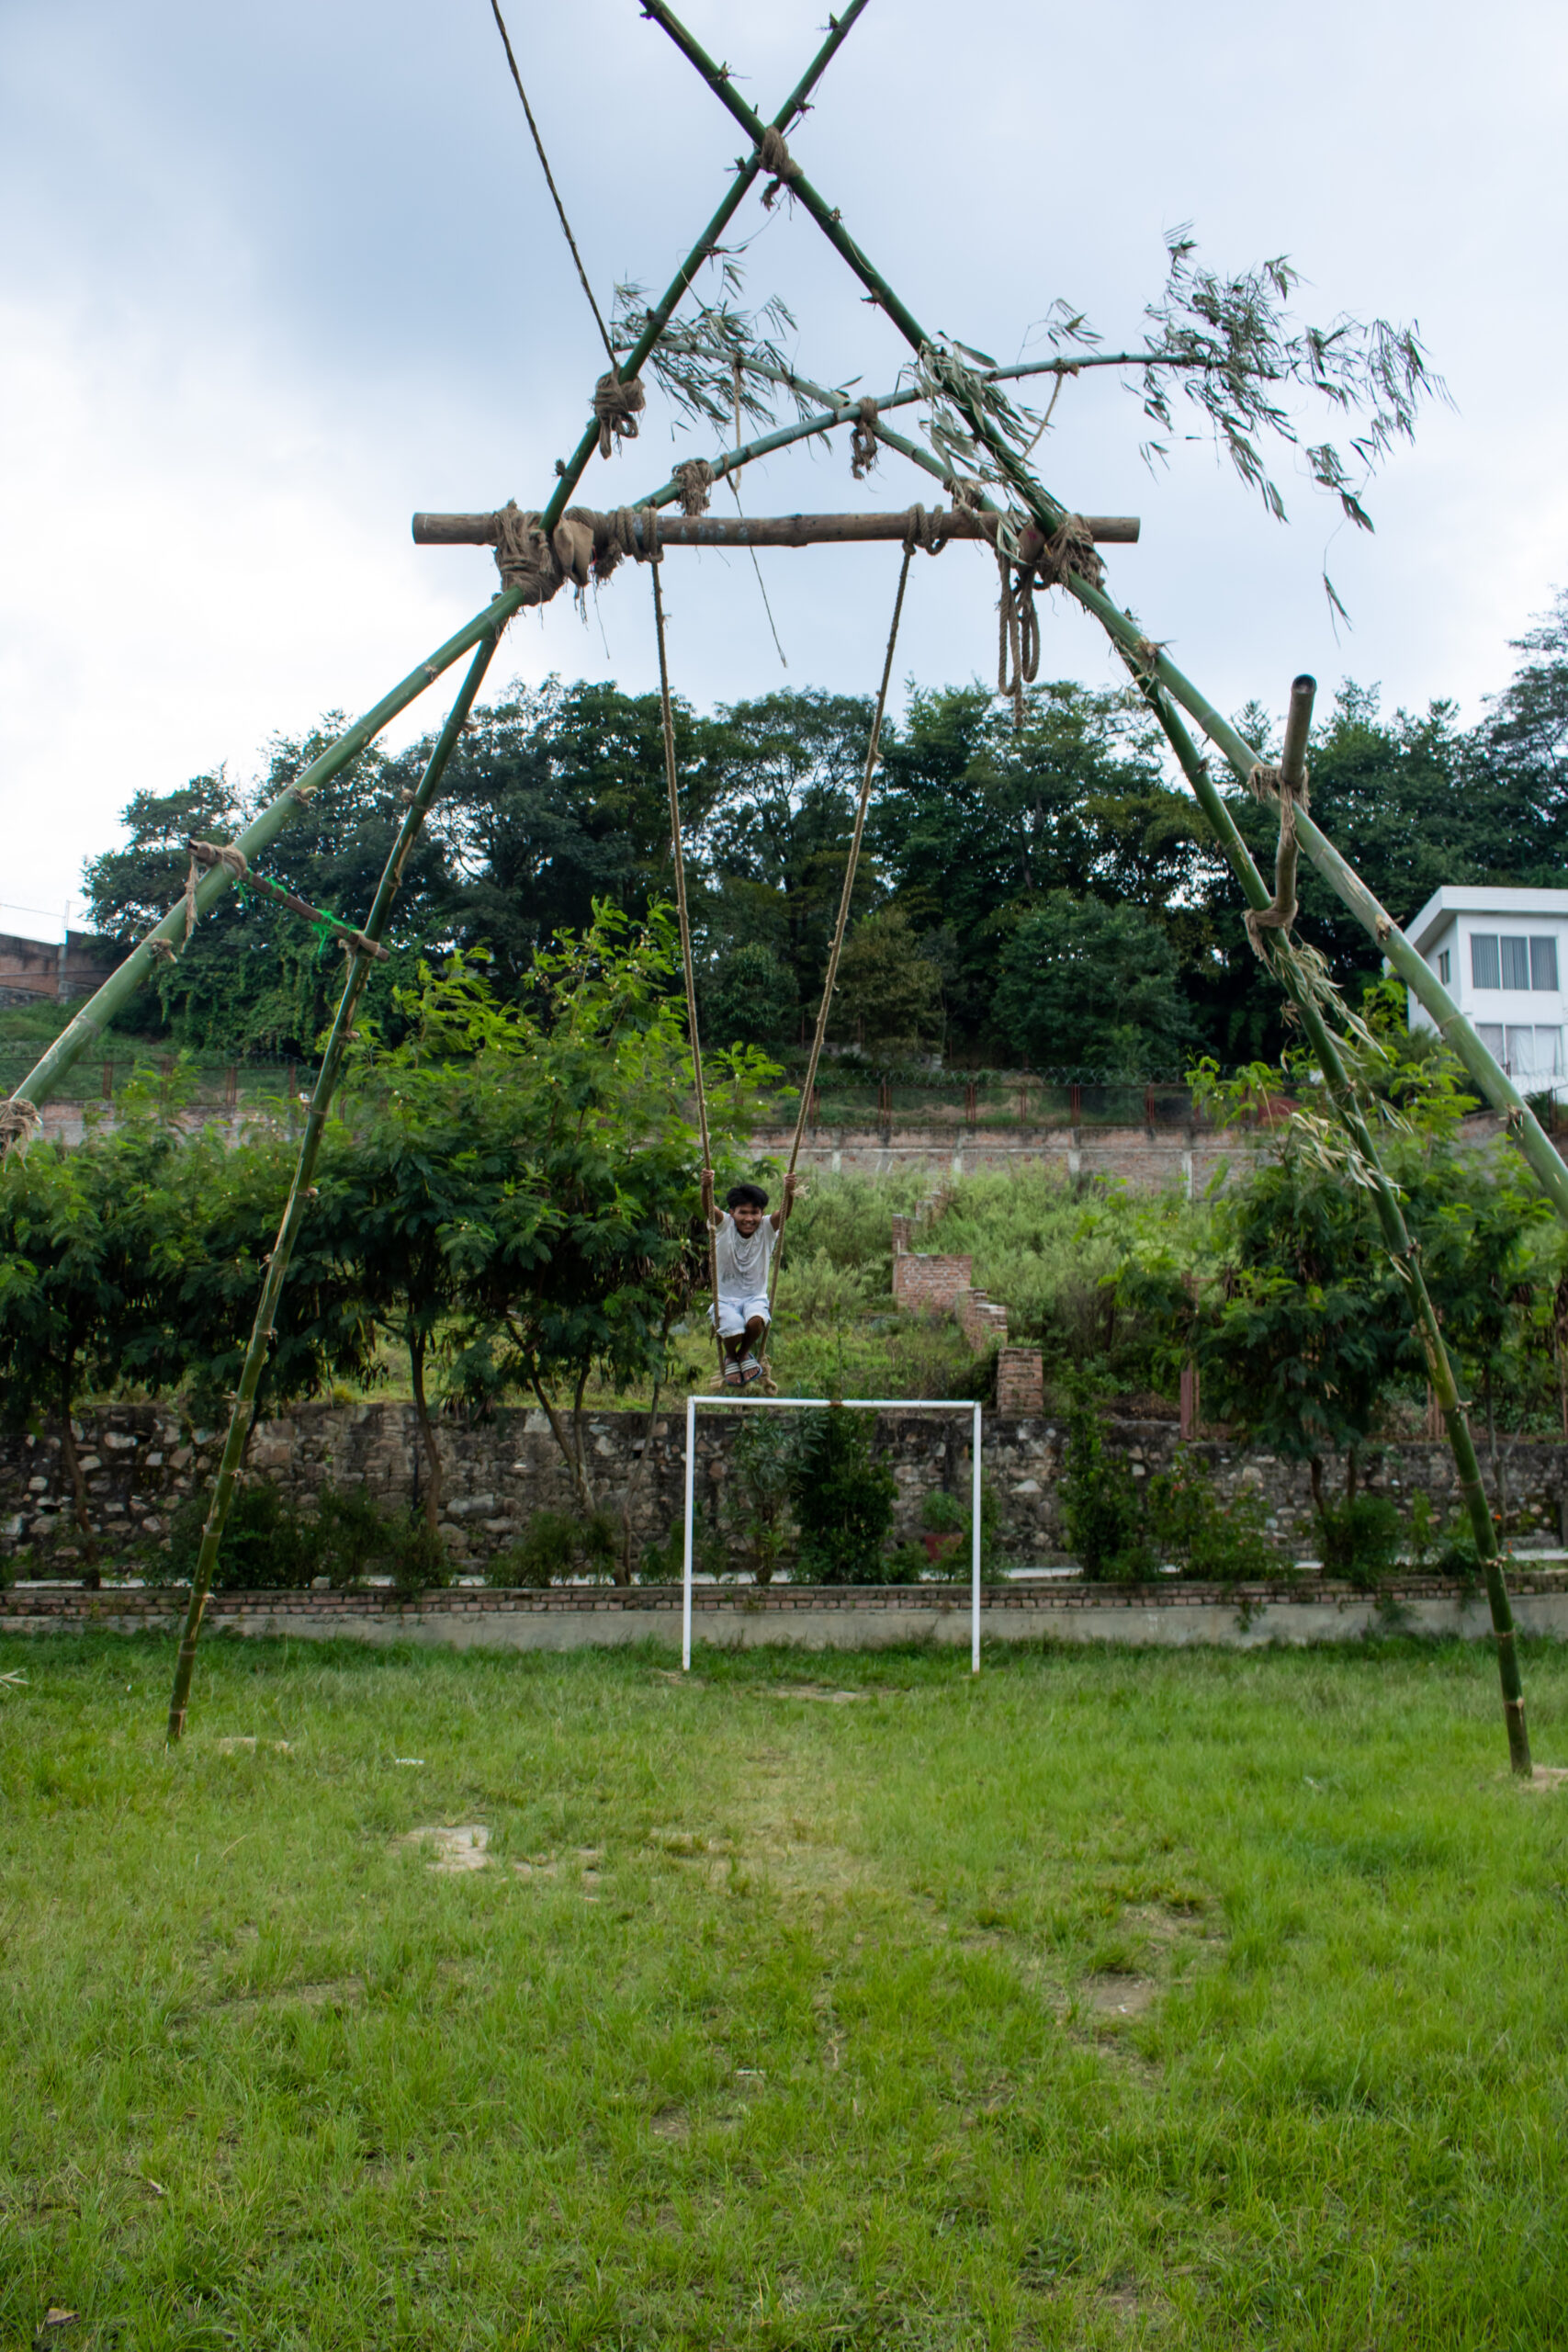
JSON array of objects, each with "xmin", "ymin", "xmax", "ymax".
[{"xmin": 682, "ymin": 1395, "xmax": 983, "ymax": 1671}]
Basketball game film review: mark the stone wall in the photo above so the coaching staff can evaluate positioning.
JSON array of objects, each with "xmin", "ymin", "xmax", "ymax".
[{"xmin": 6, "ymin": 1400, "xmax": 1568, "ymax": 1577}]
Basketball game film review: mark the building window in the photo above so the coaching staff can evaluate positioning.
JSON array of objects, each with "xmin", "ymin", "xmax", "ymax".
[
  {"xmin": 1472, "ymin": 934, "xmax": 1501, "ymax": 989},
  {"xmin": 1501, "ymin": 936, "xmax": 1531, "ymax": 989},
  {"xmin": 1478, "ymin": 1023, "xmax": 1505, "ymax": 1059},
  {"xmin": 1531, "ymin": 935, "xmax": 1559, "ymax": 990},
  {"xmin": 1504, "ymin": 1026, "xmax": 1562, "ymax": 1079},
  {"xmin": 1437, "ymin": 949, "xmax": 1450, "ymax": 986}
]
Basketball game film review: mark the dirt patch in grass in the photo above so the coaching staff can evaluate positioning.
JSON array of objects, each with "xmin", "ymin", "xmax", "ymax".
[{"xmin": 394, "ymin": 1824, "xmax": 491, "ymax": 1872}]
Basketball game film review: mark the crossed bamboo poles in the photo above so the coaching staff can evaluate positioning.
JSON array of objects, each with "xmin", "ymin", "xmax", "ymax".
[{"xmin": 1, "ymin": 0, "xmax": 1551, "ymax": 1763}]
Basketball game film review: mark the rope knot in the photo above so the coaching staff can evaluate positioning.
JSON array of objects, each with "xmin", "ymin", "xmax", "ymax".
[
  {"xmin": 1246, "ymin": 762, "xmax": 1310, "ymax": 812},
  {"xmin": 148, "ymin": 937, "xmax": 178, "ymax": 965},
  {"xmin": 673, "ymin": 458, "xmax": 715, "ymax": 516},
  {"xmin": 1036, "ymin": 514, "xmax": 1105, "ymax": 594},
  {"xmin": 850, "ymin": 397, "xmax": 879, "ymax": 481},
  {"xmin": 493, "ymin": 503, "xmax": 566, "ymax": 605},
  {"xmin": 0, "ymin": 1094, "xmax": 40, "ymax": 1160},
  {"xmin": 996, "ymin": 551, "xmax": 1040, "ymax": 729},
  {"xmin": 903, "ymin": 503, "xmax": 949, "ymax": 556},
  {"xmin": 757, "ymin": 124, "xmax": 800, "ymax": 209},
  {"xmin": 592, "ymin": 369, "xmax": 646, "ymax": 458}
]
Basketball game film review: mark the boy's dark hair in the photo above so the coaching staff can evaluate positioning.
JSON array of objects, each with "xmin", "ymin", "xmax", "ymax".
[{"xmin": 726, "ymin": 1183, "xmax": 769, "ymax": 1211}]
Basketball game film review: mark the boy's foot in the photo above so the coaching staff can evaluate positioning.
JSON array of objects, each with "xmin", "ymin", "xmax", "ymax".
[
  {"xmin": 739, "ymin": 1352, "xmax": 765, "ymax": 1385},
  {"xmin": 722, "ymin": 1361, "xmax": 743, "ymax": 1387}
]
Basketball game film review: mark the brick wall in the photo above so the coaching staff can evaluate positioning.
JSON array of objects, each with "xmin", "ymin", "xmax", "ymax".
[{"xmin": 891, "ymin": 1251, "xmax": 973, "ymax": 1313}]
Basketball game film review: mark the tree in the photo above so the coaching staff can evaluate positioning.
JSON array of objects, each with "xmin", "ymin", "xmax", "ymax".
[
  {"xmin": 0, "ymin": 1102, "xmax": 186, "ymax": 1577},
  {"xmin": 402, "ymin": 910, "xmax": 778, "ymax": 1552},
  {"xmin": 699, "ymin": 941, "xmax": 798, "ymax": 1051},
  {"xmin": 990, "ymin": 892, "xmax": 1192, "ymax": 1074},
  {"xmin": 1197, "ymin": 1108, "xmax": 1416, "ymax": 1516},
  {"xmin": 830, "ymin": 907, "xmax": 943, "ymax": 1054}
]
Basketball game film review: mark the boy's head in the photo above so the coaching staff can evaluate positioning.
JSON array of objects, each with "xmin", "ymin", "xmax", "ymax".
[{"xmin": 727, "ymin": 1182, "xmax": 769, "ymax": 1235}]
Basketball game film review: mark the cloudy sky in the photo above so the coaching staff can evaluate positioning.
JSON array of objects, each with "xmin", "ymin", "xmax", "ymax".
[{"xmin": 4, "ymin": 0, "xmax": 1566, "ymax": 939}]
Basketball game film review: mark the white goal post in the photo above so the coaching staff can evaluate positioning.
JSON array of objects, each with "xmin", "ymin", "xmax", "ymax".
[{"xmin": 682, "ymin": 1395, "xmax": 984, "ymax": 1673}]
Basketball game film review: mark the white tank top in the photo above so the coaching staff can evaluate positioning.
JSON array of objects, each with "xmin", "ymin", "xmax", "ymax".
[{"xmin": 715, "ymin": 1211, "xmax": 775, "ymax": 1297}]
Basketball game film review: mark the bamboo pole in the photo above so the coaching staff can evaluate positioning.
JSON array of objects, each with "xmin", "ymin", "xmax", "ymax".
[
  {"xmin": 412, "ymin": 506, "xmax": 1139, "ymax": 549},
  {"xmin": 1141, "ymin": 673, "xmax": 1530, "ymax": 1772},
  {"xmin": 536, "ymin": 0, "xmax": 871, "ymax": 542},
  {"xmin": 7, "ymin": 592, "xmax": 525, "ymax": 1122},
  {"xmin": 164, "ymin": 635, "xmax": 500, "ymax": 1743}
]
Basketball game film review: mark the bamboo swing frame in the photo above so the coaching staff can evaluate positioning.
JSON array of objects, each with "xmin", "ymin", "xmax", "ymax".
[{"xmin": 2, "ymin": 0, "xmax": 1551, "ymax": 1766}]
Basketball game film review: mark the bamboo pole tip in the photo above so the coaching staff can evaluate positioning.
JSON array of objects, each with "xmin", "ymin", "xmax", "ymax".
[{"xmin": 1291, "ymin": 673, "xmax": 1317, "ymax": 701}]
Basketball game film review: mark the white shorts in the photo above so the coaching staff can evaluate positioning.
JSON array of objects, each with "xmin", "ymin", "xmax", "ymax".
[{"xmin": 710, "ymin": 1294, "xmax": 771, "ymax": 1340}]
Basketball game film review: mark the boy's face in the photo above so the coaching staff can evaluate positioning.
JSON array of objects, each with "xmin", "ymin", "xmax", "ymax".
[{"xmin": 730, "ymin": 1201, "xmax": 764, "ymax": 1236}]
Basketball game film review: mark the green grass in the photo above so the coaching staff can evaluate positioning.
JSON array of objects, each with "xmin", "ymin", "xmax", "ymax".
[{"xmin": 4, "ymin": 1636, "xmax": 1568, "ymax": 2348}]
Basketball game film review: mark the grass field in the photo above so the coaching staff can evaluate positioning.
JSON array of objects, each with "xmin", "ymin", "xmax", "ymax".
[{"xmin": 4, "ymin": 1635, "xmax": 1568, "ymax": 2349}]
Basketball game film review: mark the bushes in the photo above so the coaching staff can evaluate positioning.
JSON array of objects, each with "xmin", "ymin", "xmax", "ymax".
[
  {"xmin": 791, "ymin": 1408, "xmax": 899, "ymax": 1583},
  {"xmin": 1060, "ymin": 1398, "xmax": 1284, "ymax": 1582},
  {"xmin": 490, "ymin": 1510, "xmax": 616, "ymax": 1588},
  {"xmin": 1317, "ymin": 1494, "xmax": 1401, "ymax": 1589},
  {"xmin": 164, "ymin": 1480, "xmax": 452, "ymax": 1593},
  {"xmin": 1057, "ymin": 1400, "xmax": 1153, "ymax": 1581}
]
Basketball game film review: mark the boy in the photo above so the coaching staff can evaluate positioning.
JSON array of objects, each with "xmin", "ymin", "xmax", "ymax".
[{"xmin": 701, "ymin": 1171, "xmax": 801, "ymax": 1385}]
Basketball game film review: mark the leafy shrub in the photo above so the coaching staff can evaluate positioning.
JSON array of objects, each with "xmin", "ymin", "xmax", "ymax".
[
  {"xmin": 921, "ymin": 1490, "xmax": 966, "ymax": 1534},
  {"xmin": 1318, "ymin": 1493, "xmax": 1401, "ymax": 1588},
  {"xmin": 167, "ymin": 1483, "xmax": 321, "ymax": 1591},
  {"xmin": 789, "ymin": 1407, "xmax": 897, "ymax": 1583},
  {"xmin": 884, "ymin": 1542, "xmax": 928, "ymax": 1585},
  {"xmin": 1057, "ymin": 1398, "xmax": 1153, "ymax": 1581},
  {"xmin": 314, "ymin": 1483, "xmax": 394, "ymax": 1588},
  {"xmin": 386, "ymin": 1512, "xmax": 453, "ymax": 1594},
  {"xmin": 1145, "ymin": 1453, "xmax": 1278, "ymax": 1581},
  {"xmin": 490, "ymin": 1510, "xmax": 615, "ymax": 1588},
  {"xmin": 721, "ymin": 1416, "xmax": 795, "ymax": 1583},
  {"xmin": 776, "ymin": 1249, "xmax": 873, "ymax": 1335}
]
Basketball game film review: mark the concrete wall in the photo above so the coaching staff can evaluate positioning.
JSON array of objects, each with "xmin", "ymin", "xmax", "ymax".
[{"xmin": 6, "ymin": 1398, "xmax": 1568, "ymax": 1577}]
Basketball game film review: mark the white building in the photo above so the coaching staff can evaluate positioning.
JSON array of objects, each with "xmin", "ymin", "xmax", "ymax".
[{"xmin": 1404, "ymin": 887, "xmax": 1568, "ymax": 1090}]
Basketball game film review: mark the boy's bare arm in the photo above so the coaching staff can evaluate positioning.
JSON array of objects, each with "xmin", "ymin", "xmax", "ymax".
[{"xmin": 771, "ymin": 1171, "xmax": 805, "ymax": 1231}]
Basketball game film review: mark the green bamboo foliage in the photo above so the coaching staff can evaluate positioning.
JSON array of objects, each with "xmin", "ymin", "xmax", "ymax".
[{"xmin": 164, "ymin": 638, "xmax": 499, "ymax": 1743}]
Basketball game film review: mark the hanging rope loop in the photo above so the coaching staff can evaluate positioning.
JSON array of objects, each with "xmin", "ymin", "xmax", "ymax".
[
  {"xmin": 757, "ymin": 124, "xmax": 800, "ymax": 208},
  {"xmin": 996, "ymin": 552, "xmax": 1040, "ymax": 729},
  {"xmin": 1243, "ymin": 762, "xmax": 1311, "ymax": 962},
  {"xmin": 592, "ymin": 369, "xmax": 646, "ymax": 458}
]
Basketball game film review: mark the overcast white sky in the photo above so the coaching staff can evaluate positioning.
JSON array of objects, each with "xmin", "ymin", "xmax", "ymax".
[{"xmin": 4, "ymin": 0, "xmax": 1566, "ymax": 938}]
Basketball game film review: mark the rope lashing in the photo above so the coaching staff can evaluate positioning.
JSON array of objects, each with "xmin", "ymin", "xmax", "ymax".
[
  {"xmin": 493, "ymin": 503, "xmax": 565, "ymax": 604},
  {"xmin": 184, "ymin": 838, "xmax": 391, "ymax": 962},
  {"xmin": 672, "ymin": 458, "xmax": 715, "ymax": 517},
  {"xmin": 1036, "ymin": 513, "xmax": 1105, "ymax": 594},
  {"xmin": 0, "ymin": 1095, "xmax": 40, "ymax": 1160},
  {"xmin": 766, "ymin": 543, "xmax": 916, "ymax": 1336},
  {"xmin": 592, "ymin": 369, "xmax": 646, "ymax": 458},
  {"xmin": 1243, "ymin": 761, "xmax": 1311, "ymax": 963},
  {"xmin": 850, "ymin": 398, "xmax": 879, "ymax": 481},
  {"xmin": 148, "ymin": 937, "xmax": 178, "ymax": 964},
  {"xmin": 757, "ymin": 124, "xmax": 800, "ymax": 209},
  {"xmin": 903, "ymin": 503, "xmax": 950, "ymax": 556},
  {"xmin": 581, "ymin": 504, "xmax": 661, "ymax": 584}
]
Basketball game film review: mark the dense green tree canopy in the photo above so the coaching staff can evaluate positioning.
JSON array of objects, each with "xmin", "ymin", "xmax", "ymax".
[{"xmin": 73, "ymin": 594, "xmax": 1568, "ymax": 1070}]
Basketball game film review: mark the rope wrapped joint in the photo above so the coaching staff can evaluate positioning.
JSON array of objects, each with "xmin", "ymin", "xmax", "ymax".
[
  {"xmin": 850, "ymin": 397, "xmax": 878, "ymax": 481},
  {"xmin": 673, "ymin": 458, "xmax": 715, "ymax": 517},
  {"xmin": 0, "ymin": 1094, "xmax": 40, "ymax": 1160},
  {"xmin": 592, "ymin": 369, "xmax": 647, "ymax": 459},
  {"xmin": 756, "ymin": 124, "xmax": 800, "ymax": 209}
]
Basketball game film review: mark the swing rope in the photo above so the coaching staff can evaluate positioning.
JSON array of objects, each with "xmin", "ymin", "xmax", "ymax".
[
  {"xmin": 764, "ymin": 538, "xmax": 916, "ymax": 1335},
  {"xmin": 649, "ymin": 559, "xmax": 727, "ymax": 1379}
]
